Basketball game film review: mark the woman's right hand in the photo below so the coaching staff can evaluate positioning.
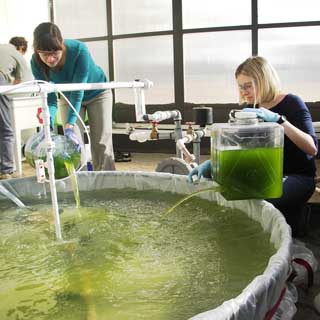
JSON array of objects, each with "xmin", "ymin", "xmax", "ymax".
[{"xmin": 187, "ymin": 160, "xmax": 212, "ymax": 183}]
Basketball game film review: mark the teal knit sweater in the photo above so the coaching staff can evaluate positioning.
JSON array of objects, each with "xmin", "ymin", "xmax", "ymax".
[{"xmin": 31, "ymin": 39, "xmax": 107, "ymax": 125}]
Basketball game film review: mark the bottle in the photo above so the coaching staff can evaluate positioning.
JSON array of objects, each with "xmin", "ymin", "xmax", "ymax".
[
  {"xmin": 25, "ymin": 130, "xmax": 81, "ymax": 179},
  {"xmin": 210, "ymin": 111, "xmax": 284, "ymax": 200}
]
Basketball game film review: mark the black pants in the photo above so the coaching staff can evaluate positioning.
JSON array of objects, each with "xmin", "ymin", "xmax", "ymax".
[{"xmin": 267, "ymin": 174, "xmax": 315, "ymax": 236}]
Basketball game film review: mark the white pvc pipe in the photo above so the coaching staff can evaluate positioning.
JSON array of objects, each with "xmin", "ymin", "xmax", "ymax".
[
  {"xmin": 176, "ymin": 135, "xmax": 196, "ymax": 163},
  {"xmin": 41, "ymin": 92, "xmax": 62, "ymax": 241},
  {"xmin": 0, "ymin": 80, "xmax": 153, "ymax": 95}
]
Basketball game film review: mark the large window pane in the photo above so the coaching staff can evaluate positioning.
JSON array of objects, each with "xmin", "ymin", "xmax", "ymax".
[
  {"xmin": 114, "ymin": 36, "xmax": 174, "ymax": 104},
  {"xmin": 54, "ymin": 0, "xmax": 107, "ymax": 38},
  {"xmin": 183, "ymin": 0, "xmax": 251, "ymax": 29},
  {"xmin": 184, "ymin": 31, "xmax": 251, "ymax": 103},
  {"xmin": 259, "ymin": 27, "xmax": 320, "ymax": 102},
  {"xmin": 259, "ymin": 0, "xmax": 320, "ymax": 23},
  {"xmin": 84, "ymin": 41, "xmax": 109, "ymax": 77},
  {"xmin": 112, "ymin": 0, "xmax": 172, "ymax": 35},
  {"xmin": 0, "ymin": 0, "xmax": 49, "ymax": 63}
]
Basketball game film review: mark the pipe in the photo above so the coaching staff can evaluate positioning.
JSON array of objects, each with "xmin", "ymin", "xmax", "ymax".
[
  {"xmin": 0, "ymin": 184, "xmax": 27, "ymax": 209},
  {"xmin": 129, "ymin": 130, "xmax": 151, "ymax": 143},
  {"xmin": 176, "ymin": 135, "xmax": 196, "ymax": 163},
  {"xmin": 0, "ymin": 80, "xmax": 153, "ymax": 95},
  {"xmin": 192, "ymin": 129, "xmax": 206, "ymax": 164},
  {"xmin": 41, "ymin": 92, "xmax": 63, "ymax": 241},
  {"xmin": 143, "ymin": 110, "xmax": 181, "ymax": 122}
]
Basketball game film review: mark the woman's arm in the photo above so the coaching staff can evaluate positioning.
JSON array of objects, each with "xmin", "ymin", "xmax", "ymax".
[
  {"xmin": 282, "ymin": 121, "xmax": 317, "ymax": 156},
  {"xmin": 65, "ymin": 44, "xmax": 90, "ymax": 126}
]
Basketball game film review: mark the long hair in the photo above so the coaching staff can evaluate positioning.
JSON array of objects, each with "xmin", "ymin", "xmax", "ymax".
[
  {"xmin": 235, "ymin": 56, "xmax": 281, "ymax": 105},
  {"xmin": 33, "ymin": 22, "xmax": 64, "ymax": 80}
]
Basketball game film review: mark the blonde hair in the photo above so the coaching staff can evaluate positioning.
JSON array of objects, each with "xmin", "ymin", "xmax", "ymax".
[{"xmin": 235, "ymin": 56, "xmax": 281, "ymax": 105}]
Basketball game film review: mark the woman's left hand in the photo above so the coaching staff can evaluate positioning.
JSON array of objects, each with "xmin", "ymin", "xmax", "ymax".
[{"xmin": 243, "ymin": 107, "xmax": 280, "ymax": 122}]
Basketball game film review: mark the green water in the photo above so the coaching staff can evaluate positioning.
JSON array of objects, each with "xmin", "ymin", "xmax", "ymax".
[
  {"xmin": 0, "ymin": 189, "xmax": 275, "ymax": 320},
  {"xmin": 212, "ymin": 147, "xmax": 283, "ymax": 200},
  {"xmin": 64, "ymin": 160, "xmax": 80, "ymax": 208},
  {"xmin": 25, "ymin": 152, "xmax": 81, "ymax": 180}
]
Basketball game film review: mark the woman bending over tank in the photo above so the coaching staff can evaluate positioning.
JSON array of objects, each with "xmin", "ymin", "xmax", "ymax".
[{"xmin": 31, "ymin": 22, "xmax": 115, "ymax": 171}]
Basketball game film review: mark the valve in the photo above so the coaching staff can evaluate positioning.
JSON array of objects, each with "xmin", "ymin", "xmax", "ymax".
[
  {"xmin": 150, "ymin": 121, "xmax": 158, "ymax": 140},
  {"xmin": 36, "ymin": 107, "xmax": 44, "ymax": 124},
  {"xmin": 186, "ymin": 122, "xmax": 195, "ymax": 135}
]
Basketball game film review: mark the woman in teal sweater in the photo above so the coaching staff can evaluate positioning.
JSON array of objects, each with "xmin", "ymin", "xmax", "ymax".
[{"xmin": 31, "ymin": 22, "xmax": 115, "ymax": 171}]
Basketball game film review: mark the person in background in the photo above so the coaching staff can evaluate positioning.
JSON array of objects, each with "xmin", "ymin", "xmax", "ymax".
[
  {"xmin": 31, "ymin": 22, "xmax": 115, "ymax": 171},
  {"xmin": 188, "ymin": 56, "xmax": 318, "ymax": 236},
  {"xmin": 0, "ymin": 41, "xmax": 33, "ymax": 179},
  {"xmin": 9, "ymin": 37, "xmax": 28, "ymax": 55}
]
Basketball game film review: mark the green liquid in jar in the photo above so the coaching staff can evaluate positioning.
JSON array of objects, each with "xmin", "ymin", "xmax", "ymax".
[
  {"xmin": 212, "ymin": 147, "xmax": 283, "ymax": 200},
  {"xmin": 25, "ymin": 151, "xmax": 81, "ymax": 179}
]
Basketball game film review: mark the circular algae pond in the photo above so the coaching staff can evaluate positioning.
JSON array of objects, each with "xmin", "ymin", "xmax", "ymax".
[{"xmin": 0, "ymin": 189, "xmax": 275, "ymax": 320}]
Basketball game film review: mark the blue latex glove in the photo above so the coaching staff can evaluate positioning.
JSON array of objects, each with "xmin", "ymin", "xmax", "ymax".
[
  {"xmin": 64, "ymin": 128, "xmax": 81, "ymax": 152},
  {"xmin": 243, "ymin": 107, "xmax": 280, "ymax": 122},
  {"xmin": 187, "ymin": 159, "xmax": 212, "ymax": 183}
]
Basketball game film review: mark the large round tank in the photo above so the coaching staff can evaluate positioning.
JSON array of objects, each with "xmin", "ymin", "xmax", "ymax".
[{"xmin": 0, "ymin": 172, "xmax": 292, "ymax": 320}]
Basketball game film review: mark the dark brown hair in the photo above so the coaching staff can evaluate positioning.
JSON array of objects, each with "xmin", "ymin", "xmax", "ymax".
[
  {"xmin": 9, "ymin": 36, "xmax": 28, "ymax": 53},
  {"xmin": 33, "ymin": 22, "xmax": 64, "ymax": 80}
]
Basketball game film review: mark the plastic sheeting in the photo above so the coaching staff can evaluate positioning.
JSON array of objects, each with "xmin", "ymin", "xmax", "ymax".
[{"xmin": 0, "ymin": 171, "xmax": 292, "ymax": 320}]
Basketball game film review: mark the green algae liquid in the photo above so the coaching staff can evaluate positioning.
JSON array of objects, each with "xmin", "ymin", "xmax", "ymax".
[
  {"xmin": 0, "ymin": 189, "xmax": 275, "ymax": 320},
  {"xmin": 25, "ymin": 151, "xmax": 81, "ymax": 180},
  {"xmin": 212, "ymin": 147, "xmax": 283, "ymax": 200},
  {"xmin": 25, "ymin": 132, "xmax": 81, "ymax": 179}
]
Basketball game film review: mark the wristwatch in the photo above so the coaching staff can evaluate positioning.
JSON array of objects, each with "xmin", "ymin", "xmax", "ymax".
[{"xmin": 277, "ymin": 115, "xmax": 287, "ymax": 124}]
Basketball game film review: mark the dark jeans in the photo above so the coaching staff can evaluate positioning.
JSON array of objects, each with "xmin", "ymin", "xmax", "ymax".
[
  {"xmin": 267, "ymin": 174, "xmax": 316, "ymax": 236},
  {"xmin": 0, "ymin": 73, "xmax": 14, "ymax": 174}
]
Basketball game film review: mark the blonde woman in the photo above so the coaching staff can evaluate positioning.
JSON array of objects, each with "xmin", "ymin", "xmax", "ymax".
[{"xmin": 188, "ymin": 56, "xmax": 317, "ymax": 236}]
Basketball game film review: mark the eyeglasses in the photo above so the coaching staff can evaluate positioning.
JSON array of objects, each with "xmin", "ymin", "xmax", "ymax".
[
  {"xmin": 238, "ymin": 82, "xmax": 254, "ymax": 92},
  {"xmin": 37, "ymin": 50, "xmax": 62, "ymax": 58}
]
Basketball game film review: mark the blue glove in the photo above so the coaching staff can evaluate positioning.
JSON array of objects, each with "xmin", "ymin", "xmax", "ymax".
[
  {"xmin": 187, "ymin": 159, "xmax": 212, "ymax": 183},
  {"xmin": 64, "ymin": 128, "xmax": 81, "ymax": 152},
  {"xmin": 243, "ymin": 107, "xmax": 280, "ymax": 122}
]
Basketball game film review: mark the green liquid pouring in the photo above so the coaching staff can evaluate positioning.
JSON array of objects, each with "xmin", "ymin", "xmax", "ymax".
[{"xmin": 64, "ymin": 160, "xmax": 80, "ymax": 208}]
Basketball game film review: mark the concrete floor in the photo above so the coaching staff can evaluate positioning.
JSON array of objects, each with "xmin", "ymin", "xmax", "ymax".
[{"xmin": 19, "ymin": 153, "xmax": 320, "ymax": 319}]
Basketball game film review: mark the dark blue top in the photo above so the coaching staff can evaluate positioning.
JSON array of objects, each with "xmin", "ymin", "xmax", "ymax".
[
  {"xmin": 270, "ymin": 94, "xmax": 317, "ymax": 177},
  {"xmin": 31, "ymin": 39, "xmax": 107, "ymax": 125}
]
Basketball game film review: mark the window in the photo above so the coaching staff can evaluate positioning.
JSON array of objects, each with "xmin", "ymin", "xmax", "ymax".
[
  {"xmin": 54, "ymin": 0, "xmax": 107, "ymax": 38},
  {"xmin": 259, "ymin": 0, "xmax": 320, "ymax": 23},
  {"xmin": 184, "ymin": 31, "xmax": 251, "ymax": 103},
  {"xmin": 183, "ymin": 0, "xmax": 251, "ymax": 29},
  {"xmin": 113, "ymin": 36, "xmax": 174, "ymax": 104},
  {"xmin": 112, "ymin": 0, "xmax": 172, "ymax": 35},
  {"xmin": 259, "ymin": 26, "xmax": 320, "ymax": 101}
]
